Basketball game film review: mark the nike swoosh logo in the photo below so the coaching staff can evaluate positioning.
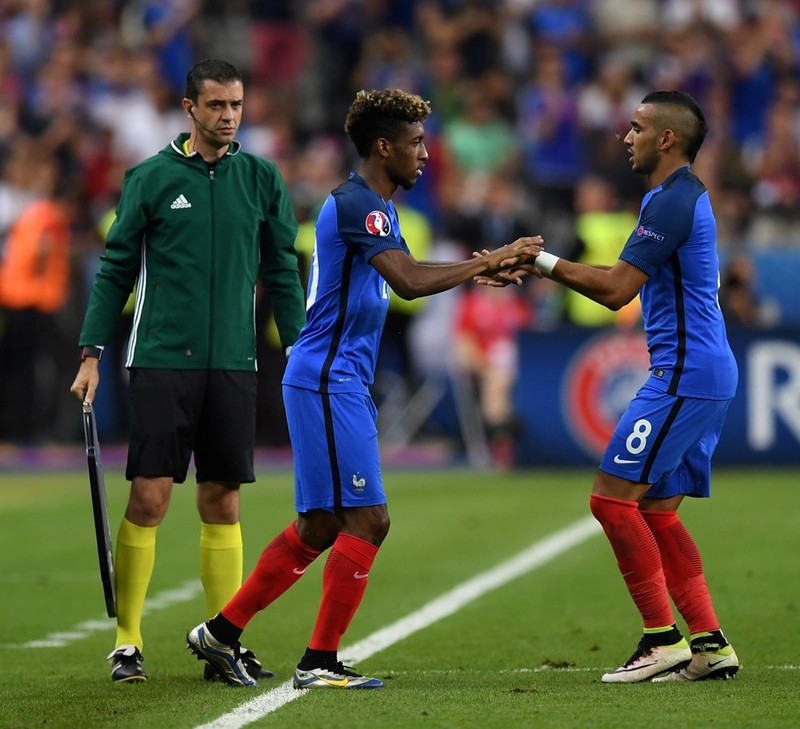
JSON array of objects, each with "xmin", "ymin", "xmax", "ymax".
[
  {"xmin": 314, "ymin": 676, "xmax": 349, "ymax": 687},
  {"xmin": 618, "ymin": 661, "xmax": 659, "ymax": 673},
  {"xmin": 293, "ymin": 567, "xmax": 306, "ymax": 575},
  {"xmin": 707, "ymin": 659, "xmax": 727, "ymax": 668},
  {"xmin": 353, "ymin": 572, "xmax": 369, "ymax": 579},
  {"xmin": 614, "ymin": 455, "xmax": 640, "ymax": 464}
]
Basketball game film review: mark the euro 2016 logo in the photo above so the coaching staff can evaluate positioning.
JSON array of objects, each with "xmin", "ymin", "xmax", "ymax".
[
  {"xmin": 365, "ymin": 210, "xmax": 391, "ymax": 236},
  {"xmin": 563, "ymin": 331, "xmax": 651, "ymax": 458}
]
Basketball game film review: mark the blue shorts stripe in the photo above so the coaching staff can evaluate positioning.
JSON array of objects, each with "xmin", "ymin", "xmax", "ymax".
[
  {"xmin": 600, "ymin": 383, "xmax": 731, "ymax": 498},
  {"xmin": 640, "ymin": 397, "xmax": 685, "ymax": 483},
  {"xmin": 283, "ymin": 385, "xmax": 385, "ymax": 512},
  {"xmin": 321, "ymin": 391, "xmax": 342, "ymax": 509}
]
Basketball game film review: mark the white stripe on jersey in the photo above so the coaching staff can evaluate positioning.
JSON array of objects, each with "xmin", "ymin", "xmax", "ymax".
[
  {"xmin": 126, "ymin": 243, "xmax": 147, "ymax": 367},
  {"xmin": 306, "ymin": 234, "xmax": 320, "ymax": 310}
]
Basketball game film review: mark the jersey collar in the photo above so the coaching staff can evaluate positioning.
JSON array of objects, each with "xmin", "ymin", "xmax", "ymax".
[{"xmin": 170, "ymin": 133, "xmax": 241, "ymax": 158}]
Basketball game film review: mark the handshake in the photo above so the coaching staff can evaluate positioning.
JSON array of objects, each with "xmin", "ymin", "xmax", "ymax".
[{"xmin": 472, "ymin": 235, "xmax": 557, "ymax": 287}]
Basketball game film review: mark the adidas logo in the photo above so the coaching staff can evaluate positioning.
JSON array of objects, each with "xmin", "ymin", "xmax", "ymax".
[{"xmin": 170, "ymin": 194, "xmax": 192, "ymax": 209}]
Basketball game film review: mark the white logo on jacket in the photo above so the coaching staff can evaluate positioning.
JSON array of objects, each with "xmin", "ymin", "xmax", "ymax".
[{"xmin": 170, "ymin": 194, "xmax": 192, "ymax": 209}]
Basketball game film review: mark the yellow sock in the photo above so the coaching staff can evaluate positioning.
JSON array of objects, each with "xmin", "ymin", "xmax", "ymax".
[
  {"xmin": 114, "ymin": 518, "xmax": 157, "ymax": 650},
  {"xmin": 200, "ymin": 522, "xmax": 243, "ymax": 618}
]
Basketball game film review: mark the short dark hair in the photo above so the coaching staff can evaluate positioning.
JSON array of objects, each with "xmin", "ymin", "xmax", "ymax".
[
  {"xmin": 185, "ymin": 59, "xmax": 242, "ymax": 102},
  {"xmin": 641, "ymin": 90, "xmax": 708, "ymax": 163},
  {"xmin": 344, "ymin": 89, "xmax": 431, "ymax": 158}
]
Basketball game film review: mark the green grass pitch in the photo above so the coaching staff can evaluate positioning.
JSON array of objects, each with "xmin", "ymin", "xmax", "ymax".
[{"xmin": 0, "ymin": 466, "xmax": 798, "ymax": 728}]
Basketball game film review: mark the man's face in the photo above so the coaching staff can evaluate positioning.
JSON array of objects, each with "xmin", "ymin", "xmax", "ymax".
[
  {"xmin": 186, "ymin": 79, "xmax": 244, "ymax": 148},
  {"xmin": 387, "ymin": 122, "xmax": 428, "ymax": 191},
  {"xmin": 623, "ymin": 104, "xmax": 661, "ymax": 176}
]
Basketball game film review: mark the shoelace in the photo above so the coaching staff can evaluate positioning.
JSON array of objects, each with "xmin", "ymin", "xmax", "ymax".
[
  {"xmin": 332, "ymin": 661, "xmax": 362, "ymax": 678},
  {"xmin": 621, "ymin": 640, "xmax": 654, "ymax": 667}
]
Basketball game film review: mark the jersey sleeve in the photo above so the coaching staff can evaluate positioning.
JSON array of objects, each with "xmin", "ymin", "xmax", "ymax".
[
  {"xmin": 336, "ymin": 188, "xmax": 408, "ymax": 260},
  {"xmin": 619, "ymin": 188, "xmax": 693, "ymax": 277},
  {"xmin": 79, "ymin": 168, "xmax": 147, "ymax": 345}
]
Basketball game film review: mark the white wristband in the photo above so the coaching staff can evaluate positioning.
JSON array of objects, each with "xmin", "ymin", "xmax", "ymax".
[{"xmin": 534, "ymin": 251, "xmax": 560, "ymax": 276}]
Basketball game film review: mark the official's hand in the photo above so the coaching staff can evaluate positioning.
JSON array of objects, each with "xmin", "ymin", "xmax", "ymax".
[{"xmin": 70, "ymin": 359, "xmax": 101, "ymax": 405}]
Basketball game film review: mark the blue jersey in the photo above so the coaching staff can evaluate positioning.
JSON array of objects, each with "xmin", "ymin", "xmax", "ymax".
[
  {"xmin": 283, "ymin": 173, "xmax": 408, "ymax": 394},
  {"xmin": 619, "ymin": 167, "xmax": 737, "ymax": 400}
]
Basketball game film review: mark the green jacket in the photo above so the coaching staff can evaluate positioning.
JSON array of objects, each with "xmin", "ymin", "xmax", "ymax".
[{"xmin": 80, "ymin": 134, "xmax": 306, "ymax": 370}]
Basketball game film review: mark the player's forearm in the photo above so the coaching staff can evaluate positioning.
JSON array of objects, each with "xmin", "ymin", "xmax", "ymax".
[
  {"xmin": 392, "ymin": 258, "xmax": 486, "ymax": 299},
  {"xmin": 548, "ymin": 259, "xmax": 631, "ymax": 311}
]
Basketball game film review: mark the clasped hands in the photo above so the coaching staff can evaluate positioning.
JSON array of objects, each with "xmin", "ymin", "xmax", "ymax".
[{"xmin": 472, "ymin": 235, "xmax": 545, "ymax": 287}]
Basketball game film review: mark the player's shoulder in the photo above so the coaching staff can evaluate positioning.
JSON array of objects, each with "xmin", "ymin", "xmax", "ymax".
[
  {"xmin": 333, "ymin": 173, "xmax": 381, "ymax": 200},
  {"xmin": 660, "ymin": 167, "xmax": 707, "ymax": 202},
  {"xmin": 332, "ymin": 174, "xmax": 385, "ymax": 215},
  {"xmin": 646, "ymin": 168, "xmax": 705, "ymax": 218},
  {"xmin": 326, "ymin": 174, "xmax": 395, "ymax": 239}
]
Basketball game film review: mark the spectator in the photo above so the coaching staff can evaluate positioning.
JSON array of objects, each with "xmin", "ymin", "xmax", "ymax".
[
  {"xmin": 120, "ymin": 0, "xmax": 200, "ymax": 96},
  {"xmin": 563, "ymin": 174, "xmax": 640, "ymax": 328},
  {"xmin": 448, "ymin": 172, "xmax": 536, "ymax": 466},
  {"xmin": 451, "ymin": 282, "xmax": 531, "ymax": 469},
  {"xmin": 522, "ymin": 0, "xmax": 595, "ymax": 87},
  {"xmin": 442, "ymin": 79, "xmax": 517, "ymax": 177},
  {"xmin": 249, "ymin": 0, "xmax": 306, "ymax": 87},
  {"xmin": 517, "ymin": 43, "xmax": 585, "ymax": 220},
  {"xmin": 718, "ymin": 254, "xmax": 779, "ymax": 329},
  {"xmin": 589, "ymin": 0, "xmax": 659, "ymax": 70},
  {"xmin": 577, "ymin": 52, "xmax": 647, "ymax": 205},
  {"xmin": 744, "ymin": 77, "xmax": 800, "ymax": 247},
  {"xmin": 0, "ymin": 155, "xmax": 75, "ymax": 441}
]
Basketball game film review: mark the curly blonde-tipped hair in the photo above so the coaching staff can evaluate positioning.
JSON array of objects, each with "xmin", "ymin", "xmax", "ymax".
[{"xmin": 344, "ymin": 89, "xmax": 431, "ymax": 159}]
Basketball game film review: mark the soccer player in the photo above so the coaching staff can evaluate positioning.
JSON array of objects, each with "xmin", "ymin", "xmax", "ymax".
[
  {"xmin": 492, "ymin": 91, "xmax": 740, "ymax": 683},
  {"xmin": 186, "ymin": 88, "xmax": 542, "ymax": 688},
  {"xmin": 70, "ymin": 59, "xmax": 306, "ymax": 683}
]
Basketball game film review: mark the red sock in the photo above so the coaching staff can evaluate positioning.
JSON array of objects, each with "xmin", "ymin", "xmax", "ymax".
[
  {"xmin": 640, "ymin": 509, "xmax": 719, "ymax": 635},
  {"xmin": 222, "ymin": 522, "xmax": 321, "ymax": 629},
  {"xmin": 308, "ymin": 533, "xmax": 379, "ymax": 652},
  {"xmin": 590, "ymin": 494, "xmax": 674, "ymax": 629}
]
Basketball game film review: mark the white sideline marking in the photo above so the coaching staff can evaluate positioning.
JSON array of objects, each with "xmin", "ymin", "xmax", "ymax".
[
  {"xmin": 194, "ymin": 515, "xmax": 602, "ymax": 729},
  {"xmin": 9, "ymin": 579, "xmax": 202, "ymax": 648}
]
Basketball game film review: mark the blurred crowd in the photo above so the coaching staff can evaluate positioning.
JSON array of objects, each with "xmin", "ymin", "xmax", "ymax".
[{"xmin": 1, "ymin": 0, "xmax": 799, "ymax": 451}]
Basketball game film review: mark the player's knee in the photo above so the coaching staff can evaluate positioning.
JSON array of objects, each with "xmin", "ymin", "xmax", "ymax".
[
  {"xmin": 125, "ymin": 496, "xmax": 168, "ymax": 526},
  {"xmin": 589, "ymin": 492, "xmax": 606, "ymax": 522},
  {"xmin": 589, "ymin": 492, "xmax": 640, "ymax": 532},
  {"xmin": 197, "ymin": 481, "xmax": 240, "ymax": 524},
  {"xmin": 371, "ymin": 511, "xmax": 390, "ymax": 545},
  {"xmin": 344, "ymin": 506, "xmax": 390, "ymax": 546},
  {"xmin": 127, "ymin": 477, "xmax": 172, "ymax": 525}
]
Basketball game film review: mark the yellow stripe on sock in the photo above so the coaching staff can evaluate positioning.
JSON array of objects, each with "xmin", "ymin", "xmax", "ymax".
[{"xmin": 643, "ymin": 625, "xmax": 677, "ymax": 635}]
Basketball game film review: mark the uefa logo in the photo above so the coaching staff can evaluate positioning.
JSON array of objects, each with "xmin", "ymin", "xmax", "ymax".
[{"xmin": 563, "ymin": 330, "xmax": 650, "ymax": 458}]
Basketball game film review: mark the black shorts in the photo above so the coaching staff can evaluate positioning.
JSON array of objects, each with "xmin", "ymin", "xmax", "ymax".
[{"xmin": 125, "ymin": 369, "xmax": 257, "ymax": 484}]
